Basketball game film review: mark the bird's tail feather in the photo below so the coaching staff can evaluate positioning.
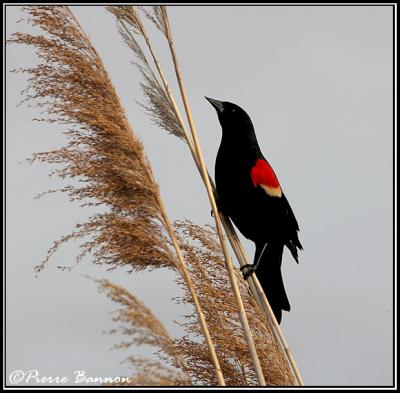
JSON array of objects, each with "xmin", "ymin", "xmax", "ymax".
[{"xmin": 255, "ymin": 242, "xmax": 290, "ymax": 324}]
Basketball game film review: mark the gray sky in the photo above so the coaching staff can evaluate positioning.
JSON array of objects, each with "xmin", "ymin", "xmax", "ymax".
[{"xmin": 5, "ymin": 5, "xmax": 393, "ymax": 386}]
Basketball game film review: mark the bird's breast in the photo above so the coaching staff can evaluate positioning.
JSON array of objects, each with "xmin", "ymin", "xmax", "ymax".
[{"xmin": 215, "ymin": 148, "xmax": 256, "ymax": 210}]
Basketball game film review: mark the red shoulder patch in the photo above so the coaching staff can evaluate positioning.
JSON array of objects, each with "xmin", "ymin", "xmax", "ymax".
[{"xmin": 250, "ymin": 159, "xmax": 280, "ymax": 188}]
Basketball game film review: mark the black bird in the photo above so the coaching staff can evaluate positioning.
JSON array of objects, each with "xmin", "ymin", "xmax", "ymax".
[{"xmin": 206, "ymin": 97, "xmax": 302, "ymax": 323}]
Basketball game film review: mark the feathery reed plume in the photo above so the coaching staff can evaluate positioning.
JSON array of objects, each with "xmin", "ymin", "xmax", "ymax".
[
  {"xmin": 93, "ymin": 278, "xmax": 190, "ymax": 386},
  {"xmin": 173, "ymin": 221, "xmax": 295, "ymax": 386},
  {"xmin": 9, "ymin": 6, "xmax": 225, "ymax": 384},
  {"xmin": 106, "ymin": 5, "xmax": 204, "ymax": 184},
  {"xmin": 9, "ymin": 6, "xmax": 176, "ymax": 273},
  {"xmin": 105, "ymin": 6, "xmax": 184, "ymax": 141}
]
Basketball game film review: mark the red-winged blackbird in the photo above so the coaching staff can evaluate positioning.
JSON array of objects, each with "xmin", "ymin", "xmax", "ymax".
[{"xmin": 206, "ymin": 97, "xmax": 302, "ymax": 323}]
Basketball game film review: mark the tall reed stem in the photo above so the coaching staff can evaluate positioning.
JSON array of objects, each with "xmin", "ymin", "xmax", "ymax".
[{"xmin": 161, "ymin": 6, "xmax": 266, "ymax": 386}]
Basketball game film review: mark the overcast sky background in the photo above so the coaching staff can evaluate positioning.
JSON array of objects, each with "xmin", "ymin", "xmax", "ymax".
[{"xmin": 6, "ymin": 5, "xmax": 393, "ymax": 387}]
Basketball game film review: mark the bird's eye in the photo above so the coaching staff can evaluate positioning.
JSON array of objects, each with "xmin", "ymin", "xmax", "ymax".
[{"xmin": 232, "ymin": 109, "xmax": 236, "ymax": 112}]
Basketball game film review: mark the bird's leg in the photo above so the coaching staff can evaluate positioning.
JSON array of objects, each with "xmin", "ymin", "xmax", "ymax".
[{"xmin": 240, "ymin": 241, "xmax": 268, "ymax": 280}]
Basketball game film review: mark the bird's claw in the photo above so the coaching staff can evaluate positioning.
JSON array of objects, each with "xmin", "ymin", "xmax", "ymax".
[{"xmin": 240, "ymin": 264, "xmax": 255, "ymax": 280}]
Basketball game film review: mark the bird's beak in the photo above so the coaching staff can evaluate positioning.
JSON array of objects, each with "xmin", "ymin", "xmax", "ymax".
[{"xmin": 205, "ymin": 97, "xmax": 225, "ymax": 113}]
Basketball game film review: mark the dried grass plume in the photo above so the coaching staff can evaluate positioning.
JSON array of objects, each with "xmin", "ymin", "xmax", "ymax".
[
  {"xmin": 94, "ymin": 278, "xmax": 190, "ymax": 386},
  {"xmin": 173, "ymin": 221, "xmax": 295, "ymax": 386},
  {"xmin": 9, "ymin": 6, "xmax": 176, "ymax": 273}
]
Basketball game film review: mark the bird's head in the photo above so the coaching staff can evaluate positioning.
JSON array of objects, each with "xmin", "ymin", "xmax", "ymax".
[{"xmin": 205, "ymin": 97, "xmax": 254, "ymax": 133}]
